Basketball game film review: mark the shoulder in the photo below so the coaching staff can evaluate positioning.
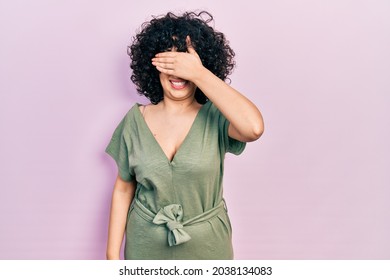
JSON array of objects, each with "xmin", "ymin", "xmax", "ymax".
[
  {"xmin": 111, "ymin": 103, "xmax": 142, "ymax": 136},
  {"xmin": 135, "ymin": 102, "xmax": 155, "ymax": 117},
  {"xmin": 202, "ymin": 101, "xmax": 223, "ymax": 120},
  {"xmin": 120, "ymin": 102, "xmax": 152, "ymax": 131},
  {"xmin": 121, "ymin": 103, "xmax": 142, "ymax": 123}
]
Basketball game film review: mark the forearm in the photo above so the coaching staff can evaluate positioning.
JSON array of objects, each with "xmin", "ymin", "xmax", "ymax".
[
  {"xmin": 106, "ymin": 183, "xmax": 135, "ymax": 259},
  {"xmin": 194, "ymin": 67, "xmax": 264, "ymax": 141}
]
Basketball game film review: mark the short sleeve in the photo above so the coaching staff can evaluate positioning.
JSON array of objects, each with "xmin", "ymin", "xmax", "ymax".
[
  {"xmin": 215, "ymin": 105, "xmax": 246, "ymax": 155},
  {"xmin": 105, "ymin": 115, "xmax": 134, "ymax": 182}
]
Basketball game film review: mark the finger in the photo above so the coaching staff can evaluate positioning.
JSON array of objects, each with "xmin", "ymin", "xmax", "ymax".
[
  {"xmin": 155, "ymin": 52, "xmax": 176, "ymax": 58},
  {"xmin": 186, "ymin": 36, "xmax": 196, "ymax": 54},
  {"xmin": 152, "ymin": 57, "xmax": 175, "ymax": 63},
  {"xmin": 152, "ymin": 61, "xmax": 174, "ymax": 70},
  {"xmin": 155, "ymin": 65, "xmax": 174, "ymax": 75}
]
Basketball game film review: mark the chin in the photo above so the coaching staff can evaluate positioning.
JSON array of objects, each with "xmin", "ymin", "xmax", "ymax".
[
  {"xmin": 164, "ymin": 85, "xmax": 197, "ymax": 101},
  {"xmin": 166, "ymin": 91, "xmax": 195, "ymax": 101}
]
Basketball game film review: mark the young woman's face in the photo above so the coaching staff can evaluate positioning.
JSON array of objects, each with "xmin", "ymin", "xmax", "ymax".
[
  {"xmin": 158, "ymin": 46, "xmax": 197, "ymax": 102},
  {"xmin": 159, "ymin": 72, "xmax": 197, "ymax": 102}
]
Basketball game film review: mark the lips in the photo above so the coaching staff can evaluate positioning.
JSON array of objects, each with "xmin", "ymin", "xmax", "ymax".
[{"xmin": 170, "ymin": 79, "xmax": 188, "ymax": 90}]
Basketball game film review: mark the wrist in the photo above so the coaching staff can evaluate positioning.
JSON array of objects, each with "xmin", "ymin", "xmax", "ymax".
[
  {"xmin": 106, "ymin": 253, "xmax": 120, "ymax": 260},
  {"xmin": 106, "ymin": 249, "xmax": 121, "ymax": 260},
  {"xmin": 192, "ymin": 65, "xmax": 210, "ymax": 85}
]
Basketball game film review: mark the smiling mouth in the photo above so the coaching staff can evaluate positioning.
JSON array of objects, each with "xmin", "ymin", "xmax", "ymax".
[{"xmin": 170, "ymin": 79, "xmax": 188, "ymax": 90}]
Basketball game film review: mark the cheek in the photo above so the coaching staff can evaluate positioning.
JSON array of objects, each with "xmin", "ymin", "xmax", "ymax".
[{"xmin": 159, "ymin": 73, "xmax": 169, "ymax": 84}]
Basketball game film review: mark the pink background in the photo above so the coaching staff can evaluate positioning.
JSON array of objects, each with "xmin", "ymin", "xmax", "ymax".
[{"xmin": 1, "ymin": 0, "xmax": 389, "ymax": 259}]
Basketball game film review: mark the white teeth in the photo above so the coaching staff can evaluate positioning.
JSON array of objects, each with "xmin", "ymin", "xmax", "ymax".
[{"xmin": 171, "ymin": 81, "xmax": 186, "ymax": 86}]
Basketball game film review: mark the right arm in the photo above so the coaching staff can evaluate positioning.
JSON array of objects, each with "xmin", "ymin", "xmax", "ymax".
[{"xmin": 106, "ymin": 174, "xmax": 136, "ymax": 260}]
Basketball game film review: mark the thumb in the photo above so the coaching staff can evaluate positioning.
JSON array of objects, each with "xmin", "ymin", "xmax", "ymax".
[{"xmin": 186, "ymin": 36, "xmax": 196, "ymax": 54}]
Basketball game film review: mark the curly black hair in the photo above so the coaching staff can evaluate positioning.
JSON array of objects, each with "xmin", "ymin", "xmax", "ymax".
[{"xmin": 128, "ymin": 11, "xmax": 235, "ymax": 104}]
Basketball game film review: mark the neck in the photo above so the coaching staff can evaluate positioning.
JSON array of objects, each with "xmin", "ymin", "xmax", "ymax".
[{"xmin": 160, "ymin": 97, "xmax": 199, "ymax": 114}]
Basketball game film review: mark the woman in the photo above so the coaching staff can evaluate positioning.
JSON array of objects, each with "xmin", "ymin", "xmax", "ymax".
[{"xmin": 105, "ymin": 11, "xmax": 264, "ymax": 260}]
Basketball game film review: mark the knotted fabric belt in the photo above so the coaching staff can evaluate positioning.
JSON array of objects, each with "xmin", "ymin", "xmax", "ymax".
[{"xmin": 133, "ymin": 199, "xmax": 226, "ymax": 246}]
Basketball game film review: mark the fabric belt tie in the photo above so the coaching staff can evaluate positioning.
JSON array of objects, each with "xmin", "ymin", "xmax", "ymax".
[
  {"xmin": 152, "ymin": 204, "xmax": 191, "ymax": 246},
  {"xmin": 133, "ymin": 199, "xmax": 227, "ymax": 247}
]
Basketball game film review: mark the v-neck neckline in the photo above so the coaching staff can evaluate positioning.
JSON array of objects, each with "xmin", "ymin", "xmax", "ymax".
[{"xmin": 135, "ymin": 102, "xmax": 208, "ymax": 164}]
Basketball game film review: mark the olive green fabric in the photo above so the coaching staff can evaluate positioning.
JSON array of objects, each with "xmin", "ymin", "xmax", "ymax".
[{"xmin": 105, "ymin": 101, "xmax": 245, "ymax": 259}]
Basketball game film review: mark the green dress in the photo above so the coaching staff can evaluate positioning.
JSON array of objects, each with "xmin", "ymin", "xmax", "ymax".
[{"xmin": 105, "ymin": 101, "xmax": 245, "ymax": 259}]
